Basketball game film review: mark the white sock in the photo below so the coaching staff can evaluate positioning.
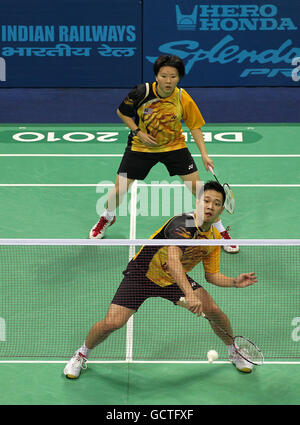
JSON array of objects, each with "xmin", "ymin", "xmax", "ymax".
[
  {"xmin": 213, "ymin": 219, "xmax": 226, "ymax": 233},
  {"xmin": 79, "ymin": 342, "xmax": 91, "ymax": 358},
  {"xmin": 102, "ymin": 209, "xmax": 115, "ymax": 222},
  {"xmin": 227, "ymin": 344, "xmax": 235, "ymax": 356}
]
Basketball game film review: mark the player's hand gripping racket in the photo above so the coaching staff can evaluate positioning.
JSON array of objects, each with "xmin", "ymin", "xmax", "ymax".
[
  {"xmin": 202, "ymin": 312, "xmax": 264, "ymax": 366},
  {"xmin": 179, "ymin": 297, "xmax": 264, "ymax": 366},
  {"xmin": 208, "ymin": 166, "xmax": 235, "ymax": 214}
]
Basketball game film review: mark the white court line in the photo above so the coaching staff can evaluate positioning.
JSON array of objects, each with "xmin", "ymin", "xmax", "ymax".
[
  {"xmin": 0, "ymin": 154, "xmax": 300, "ymax": 157},
  {"xmin": 0, "ymin": 184, "xmax": 299, "ymax": 187},
  {"xmin": 0, "ymin": 360, "xmax": 299, "ymax": 365},
  {"xmin": 125, "ymin": 180, "xmax": 137, "ymax": 362}
]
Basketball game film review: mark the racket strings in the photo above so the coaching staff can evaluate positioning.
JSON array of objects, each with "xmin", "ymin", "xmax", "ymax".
[
  {"xmin": 223, "ymin": 184, "xmax": 235, "ymax": 214},
  {"xmin": 234, "ymin": 336, "xmax": 264, "ymax": 365}
]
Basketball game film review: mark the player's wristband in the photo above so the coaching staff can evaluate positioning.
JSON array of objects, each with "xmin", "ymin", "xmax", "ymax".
[
  {"xmin": 233, "ymin": 279, "xmax": 237, "ymax": 288},
  {"xmin": 132, "ymin": 128, "xmax": 141, "ymax": 137}
]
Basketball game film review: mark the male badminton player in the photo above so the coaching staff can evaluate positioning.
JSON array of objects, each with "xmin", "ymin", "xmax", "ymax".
[
  {"xmin": 89, "ymin": 54, "xmax": 239, "ymax": 253},
  {"xmin": 65, "ymin": 181, "xmax": 256, "ymax": 379}
]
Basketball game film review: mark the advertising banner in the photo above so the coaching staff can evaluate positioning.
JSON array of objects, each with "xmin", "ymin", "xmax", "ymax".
[
  {"xmin": 143, "ymin": 0, "xmax": 300, "ymax": 86},
  {"xmin": 0, "ymin": 0, "xmax": 141, "ymax": 87},
  {"xmin": 1, "ymin": 1, "xmax": 300, "ymax": 87}
]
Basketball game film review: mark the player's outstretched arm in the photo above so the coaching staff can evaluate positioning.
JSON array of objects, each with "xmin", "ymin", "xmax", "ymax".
[{"xmin": 205, "ymin": 271, "xmax": 257, "ymax": 288}]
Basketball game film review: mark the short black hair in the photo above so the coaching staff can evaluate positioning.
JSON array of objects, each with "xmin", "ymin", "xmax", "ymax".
[
  {"xmin": 153, "ymin": 55, "xmax": 185, "ymax": 79},
  {"xmin": 204, "ymin": 181, "xmax": 226, "ymax": 205}
]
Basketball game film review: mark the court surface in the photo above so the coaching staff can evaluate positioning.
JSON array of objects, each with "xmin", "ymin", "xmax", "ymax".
[{"xmin": 0, "ymin": 123, "xmax": 299, "ymax": 406}]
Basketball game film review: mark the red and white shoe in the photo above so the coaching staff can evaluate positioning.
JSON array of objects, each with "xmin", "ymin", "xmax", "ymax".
[
  {"xmin": 89, "ymin": 216, "xmax": 116, "ymax": 239},
  {"xmin": 220, "ymin": 227, "xmax": 240, "ymax": 254},
  {"xmin": 64, "ymin": 350, "xmax": 87, "ymax": 379}
]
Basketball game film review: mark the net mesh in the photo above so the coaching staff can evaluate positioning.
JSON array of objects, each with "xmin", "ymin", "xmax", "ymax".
[{"xmin": 0, "ymin": 239, "xmax": 299, "ymax": 361}]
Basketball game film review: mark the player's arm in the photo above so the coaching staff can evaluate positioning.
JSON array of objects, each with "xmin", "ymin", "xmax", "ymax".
[
  {"xmin": 167, "ymin": 246, "xmax": 202, "ymax": 316},
  {"xmin": 116, "ymin": 108, "xmax": 157, "ymax": 146},
  {"xmin": 181, "ymin": 91, "xmax": 213, "ymax": 171},
  {"xmin": 190, "ymin": 128, "xmax": 214, "ymax": 171},
  {"xmin": 205, "ymin": 271, "xmax": 257, "ymax": 288},
  {"xmin": 116, "ymin": 108, "xmax": 139, "ymax": 133}
]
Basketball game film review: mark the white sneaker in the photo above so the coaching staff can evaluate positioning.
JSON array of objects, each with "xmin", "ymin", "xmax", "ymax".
[
  {"xmin": 64, "ymin": 351, "xmax": 87, "ymax": 379},
  {"xmin": 223, "ymin": 245, "xmax": 240, "ymax": 254},
  {"xmin": 230, "ymin": 350, "xmax": 253, "ymax": 373},
  {"xmin": 220, "ymin": 228, "xmax": 240, "ymax": 254},
  {"xmin": 89, "ymin": 216, "xmax": 116, "ymax": 239}
]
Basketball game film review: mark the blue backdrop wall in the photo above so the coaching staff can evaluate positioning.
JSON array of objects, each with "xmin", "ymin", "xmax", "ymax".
[{"xmin": 0, "ymin": 0, "xmax": 299, "ymax": 122}]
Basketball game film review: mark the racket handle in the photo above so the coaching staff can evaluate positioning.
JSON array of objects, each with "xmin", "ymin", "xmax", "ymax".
[
  {"xmin": 208, "ymin": 166, "xmax": 215, "ymax": 175},
  {"xmin": 180, "ymin": 299, "xmax": 207, "ymax": 318}
]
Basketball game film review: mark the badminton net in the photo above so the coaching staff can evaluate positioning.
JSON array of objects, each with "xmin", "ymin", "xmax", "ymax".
[{"xmin": 0, "ymin": 238, "xmax": 299, "ymax": 361}]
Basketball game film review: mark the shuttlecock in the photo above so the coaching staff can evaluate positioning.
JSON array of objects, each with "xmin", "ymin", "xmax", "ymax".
[{"xmin": 207, "ymin": 349, "xmax": 219, "ymax": 363}]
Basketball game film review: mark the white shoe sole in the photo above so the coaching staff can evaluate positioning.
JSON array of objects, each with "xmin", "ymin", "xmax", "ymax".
[
  {"xmin": 89, "ymin": 230, "xmax": 105, "ymax": 239},
  {"xmin": 223, "ymin": 245, "xmax": 240, "ymax": 254}
]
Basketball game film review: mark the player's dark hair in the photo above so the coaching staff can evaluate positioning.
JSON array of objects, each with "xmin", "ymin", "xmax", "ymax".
[
  {"xmin": 204, "ymin": 181, "xmax": 226, "ymax": 205},
  {"xmin": 153, "ymin": 55, "xmax": 185, "ymax": 79}
]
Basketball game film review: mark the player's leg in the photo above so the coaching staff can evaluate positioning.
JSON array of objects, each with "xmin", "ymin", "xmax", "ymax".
[
  {"xmin": 89, "ymin": 173, "xmax": 134, "ymax": 239},
  {"xmin": 172, "ymin": 277, "xmax": 233, "ymax": 344},
  {"xmin": 213, "ymin": 219, "xmax": 240, "ymax": 253},
  {"xmin": 85, "ymin": 304, "xmax": 135, "ymax": 349},
  {"xmin": 192, "ymin": 287, "xmax": 234, "ymax": 345},
  {"xmin": 178, "ymin": 287, "xmax": 253, "ymax": 372},
  {"xmin": 64, "ymin": 272, "xmax": 152, "ymax": 379},
  {"xmin": 176, "ymin": 286, "xmax": 233, "ymax": 344},
  {"xmin": 89, "ymin": 149, "xmax": 157, "ymax": 239},
  {"xmin": 64, "ymin": 304, "xmax": 135, "ymax": 379}
]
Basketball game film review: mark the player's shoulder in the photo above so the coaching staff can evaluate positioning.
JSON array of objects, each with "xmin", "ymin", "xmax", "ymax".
[
  {"xmin": 127, "ymin": 82, "xmax": 149, "ymax": 99},
  {"xmin": 213, "ymin": 227, "xmax": 222, "ymax": 240},
  {"xmin": 164, "ymin": 212, "xmax": 197, "ymax": 239},
  {"xmin": 179, "ymin": 87, "xmax": 198, "ymax": 108},
  {"xmin": 179, "ymin": 87, "xmax": 192, "ymax": 100},
  {"xmin": 132, "ymin": 82, "xmax": 157, "ymax": 106}
]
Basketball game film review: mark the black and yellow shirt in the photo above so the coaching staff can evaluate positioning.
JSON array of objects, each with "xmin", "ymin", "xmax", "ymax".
[
  {"xmin": 125, "ymin": 212, "xmax": 221, "ymax": 287},
  {"xmin": 118, "ymin": 82, "xmax": 205, "ymax": 153}
]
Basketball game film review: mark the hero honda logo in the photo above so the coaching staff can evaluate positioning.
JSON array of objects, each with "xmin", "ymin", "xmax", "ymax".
[
  {"xmin": 175, "ymin": 4, "xmax": 297, "ymax": 32},
  {"xmin": 148, "ymin": 3, "xmax": 300, "ymax": 81}
]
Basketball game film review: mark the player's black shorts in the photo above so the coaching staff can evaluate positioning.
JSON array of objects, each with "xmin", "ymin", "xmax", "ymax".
[
  {"xmin": 111, "ymin": 269, "xmax": 202, "ymax": 311},
  {"xmin": 117, "ymin": 147, "xmax": 197, "ymax": 180}
]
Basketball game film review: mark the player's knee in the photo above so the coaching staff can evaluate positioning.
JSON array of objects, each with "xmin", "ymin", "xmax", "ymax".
[
  {"xmin": 204, "ymin": 303, "xmax": 222, "ymax": 318},
  {"xmin": 103, "ymin": 316, "xmax": 127, "ymax": 332}
]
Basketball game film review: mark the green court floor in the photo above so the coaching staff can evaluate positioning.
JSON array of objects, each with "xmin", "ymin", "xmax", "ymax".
[
  {"xmin": 0, "ymin": 123, "xmax": 299, "ymax": 406},
  {"xmin": 0, "ymin": 363, "xmax": 299, "ymax": 405}
]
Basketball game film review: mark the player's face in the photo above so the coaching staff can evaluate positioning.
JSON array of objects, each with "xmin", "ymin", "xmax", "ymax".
[
  {"xmin": 156, "ymin": 66, "xmax": 180, "ymax": 97},
  {"xmin": 202, "ymin": 190, "xmax": 224, "ymax": 222}
]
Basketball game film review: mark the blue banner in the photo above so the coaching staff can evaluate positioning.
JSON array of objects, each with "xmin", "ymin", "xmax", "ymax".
[
  {"xmin": 143, "ymin": 0, "xmax": 300, "ymax": 86},
  {"xmin": 0, "ymin": 0, "xmax": 141, "ymax": 87},
  {"xmin": 1, "ymin": 1, "xmax": 300, "ymax": 87}
]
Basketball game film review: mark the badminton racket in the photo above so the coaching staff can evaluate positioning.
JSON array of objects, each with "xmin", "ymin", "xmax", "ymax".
[
  {"xmin": 179, "ymin": 297, "xmax": 264, "ymax": 366},
  {"xmin": 208, "ymin": 166, "xmax": 235, "ymax": 214}
]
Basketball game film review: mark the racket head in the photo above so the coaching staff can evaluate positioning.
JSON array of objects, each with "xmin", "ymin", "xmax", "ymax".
[
  {"xmin": 233, "ymin": 336, "xmax": 264, "ymax": 366},
  {"xmin": 223, "ymin": 183, "xmax": 235, "ymax": 214}
]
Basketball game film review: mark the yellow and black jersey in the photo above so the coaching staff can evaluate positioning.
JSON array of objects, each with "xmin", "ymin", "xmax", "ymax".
[
  {"xmin": 125, "ymin": 212, "xmax": 221, "ymax": 287},
  {"xmin": 118, "ymin": 82, "xmax": 205, "ymax": 153}
]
